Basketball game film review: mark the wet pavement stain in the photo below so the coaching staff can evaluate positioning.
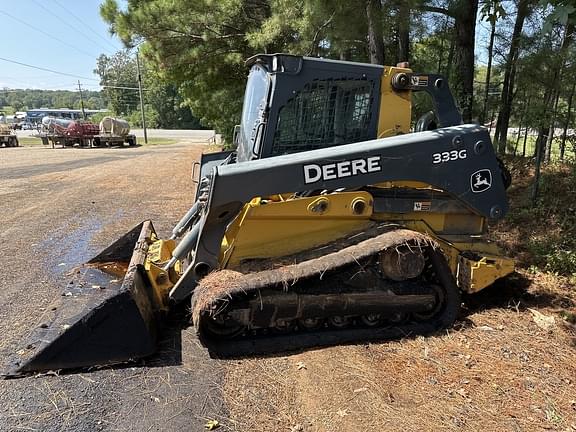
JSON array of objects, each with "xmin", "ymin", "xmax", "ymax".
[{"xmin": 38, "ymin": 216, "xmax": 104, "ymax": 274}]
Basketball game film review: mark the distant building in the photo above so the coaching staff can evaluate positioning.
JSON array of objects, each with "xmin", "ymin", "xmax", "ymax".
[{"xmin": 25, "ymin": 108, "xmax": 108, "ymax": 124}]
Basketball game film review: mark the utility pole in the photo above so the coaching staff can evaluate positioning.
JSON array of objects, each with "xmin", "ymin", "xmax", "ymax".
[
  {"xmin": 136, "ymin": 49, "xmax": 148, "ymax": 144},
  {"xmin": 77, "ymin": 80, "xmax": 86, "ymax": 120}
]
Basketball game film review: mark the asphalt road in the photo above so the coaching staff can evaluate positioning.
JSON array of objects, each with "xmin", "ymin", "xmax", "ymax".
[
  {"xmin": 0, "ymin": 143, "xmax": 231, "ymax": 431},
  {"xmin": 15, "ymin": 128, "xmax": 219, "ymax": 141},
  {"xmin": 131, "ymin": 129, "xmax": 218, "ymax": 141}
]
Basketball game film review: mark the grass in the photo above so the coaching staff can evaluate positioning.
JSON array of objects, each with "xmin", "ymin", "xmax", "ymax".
[
  {"xmin": 139, "ymin": 138, "xmax": 178, "ymax": 146},
  {"xmin": 15, "ymin": 136, "xmax": 179, "ymax": 147},
  {"xmin": 504, "ymin": 133, "xmax": 576, "ymax": 162},
  {"xmin": 495, "ymin": 156, "xmax": 576, "ymax": 277},
  {"xmin": 17, "ymin": 137, "xmax": 43, "ymax": 146}
]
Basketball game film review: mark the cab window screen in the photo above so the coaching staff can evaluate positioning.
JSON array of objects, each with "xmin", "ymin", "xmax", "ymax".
[{"xmin": 271, "ymin": 79, "xmax": 374, "ymax": 155}]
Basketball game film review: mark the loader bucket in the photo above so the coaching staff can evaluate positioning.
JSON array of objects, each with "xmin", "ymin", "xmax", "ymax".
[{"xmin": 6, "ymin": 221, "xmax": 165, "ymax": 376}]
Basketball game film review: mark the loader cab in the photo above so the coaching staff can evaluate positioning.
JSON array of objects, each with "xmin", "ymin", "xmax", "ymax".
[
  {"xmin": 235, "ymin": 54, "xmax": 384, "ymax": 162},
  {"xmin": 234, "ymin": 54, "xmax": 467, "ymax": 164}
]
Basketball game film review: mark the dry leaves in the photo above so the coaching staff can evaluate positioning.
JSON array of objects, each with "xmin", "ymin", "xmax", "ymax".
[
  {"xmin": 529, "ymin": 308, "xmax": 556, "ymax": 331},
  {"xmin": 205, "ymin": 419, "xmax": 220, "ymax": 430}
]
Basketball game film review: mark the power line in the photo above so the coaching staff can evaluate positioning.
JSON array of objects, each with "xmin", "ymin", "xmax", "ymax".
[
  {"xmin": 0, "ymin": 56, "xmax": 100, "ymax": 81},
  {"xmin": 0, "ymin": 56, "xmax": 142, "ymax": 90},
  {"xmin": 101, "ymin": 85, "xmax": 146, "ymax": 90},
  {"xmin": 30, "ymin": 0, "xmax": 116, "ymax": 55},
  {"xmin": 85, "ymin": 82, "xmax": 147, "ymax": 90},
  {"xmin": 0, "ymin": 9, "xmax": 96, "ymax": 59},
  {"xmin": 52, "ymin": 0, "xmax": 122, "ymax": 53}
]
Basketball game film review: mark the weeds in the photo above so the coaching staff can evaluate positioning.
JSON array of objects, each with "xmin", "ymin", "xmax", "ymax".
[{"xmin": 501, "ymin": 157, "xmax": 576, "ymax": 277}]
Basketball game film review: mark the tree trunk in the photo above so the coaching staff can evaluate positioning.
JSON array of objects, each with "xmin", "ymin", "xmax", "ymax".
[
  {"xmin": 545, "ymin": 22, "xmax": 574, "ymax": 162},
  {"xmin": 532, "ymin": 85, "xmax": 554, "ymax": 202},
  {"xmin": 560, "ymin": 80, "xmax": 576, "ymax": 160},
  {"xmin": 489, "ymin": 106, "xmax": 497, "ymax": 133},
  {"xmin": 535, "ymin": 73, "xmax": 557, "ymax": 159},
  {"xmin": 545, "ymin": 90, "xmax": 561, "ymax": 163},
  {"xmin": 522, "ymin": 125, "xmax": 529, "ymax": 157},
  {"xmin": 530, "ymin": 21, "xmax": 574, "ymax": 173},
  {"xmin": 494, "ymin": 0, "xmax": 531, "ymax": 153},
  {"xmin": 481, "ymin": 8, "xmax": 496, "ymax": 125},
  {"xmin": 340, "ymin": 49, "xmax": 351, "ymax": 61},
  {"xmin": 397, "ymin": 3, "xmax": 410, "ymax": 62},
  {"xmin": 451, "ymin": 0, "xmax": 479, "ymax": 122},
  {"xmin": 437, "ymin": 16, "xmax": 450, "ymax": 74},
  {"xmin": 532, "ymin": 136, "xmax": 544, "ymax": 205},
  {"xmin": 419, "ymin": 0, "xmax": 478, "ymax": 113},
  {"xmin": 445, "ymin": 32, "xmax": 455, "ymax": 79},
  {"xmin": 516, "ymin": 94, "xmax": 531, "ymax": 156},
  {"xmin": 366, "ymin": 0, "xmax": 385, "ymax": 64}
]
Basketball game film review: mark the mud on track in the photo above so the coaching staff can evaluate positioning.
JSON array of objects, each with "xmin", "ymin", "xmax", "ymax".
[{"xmin": 0, "ymin": 143, "xmax": 232, "ymax": 431}]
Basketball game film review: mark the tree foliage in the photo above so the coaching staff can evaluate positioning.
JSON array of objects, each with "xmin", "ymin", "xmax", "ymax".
[
  {"xmin": 95, "ymin": 50, "xmax": 138, "ymax": 115},
  {"xmin": 94, "ymin": 48, "xmax": 203, "ymax": 129},
  {"xmin": 99, "ymin": 0, "xmax": 576, "ymax": 153},
  {"xmin": 101, "ymin": 0, "xmax": 273, "ymax": 137},
  {"xmin": 0, "ymin": 89, "xmax": 104, "ymax": 113}
]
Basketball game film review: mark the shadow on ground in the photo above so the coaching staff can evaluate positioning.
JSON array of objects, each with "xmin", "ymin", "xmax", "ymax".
[
  {"xmin": 7, "ymin": 269, "xmax": 574, "ymax": 378},
  {"xmin": 462, "ymin": 271, "xmax": 574, "ymax": 316}
]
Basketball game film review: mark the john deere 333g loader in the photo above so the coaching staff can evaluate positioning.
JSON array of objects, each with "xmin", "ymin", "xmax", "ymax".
[{"xmin": 8, "ymin": 54, "xmax": 514, "ymax": 375}]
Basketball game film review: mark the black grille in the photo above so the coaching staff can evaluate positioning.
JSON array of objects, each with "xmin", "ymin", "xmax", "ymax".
[{"xmin": 271, "ymin": 79, "xmax": 375, "ymax": 155}]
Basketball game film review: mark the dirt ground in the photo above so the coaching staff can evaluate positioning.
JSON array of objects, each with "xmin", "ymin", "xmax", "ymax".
[
  {"xmin": 0, "ymin": 141, "xmax": 230, "ymax": 431},
  {"xmin": 224, "ymin": 274, "xmax": 576, "ymax": 431},
  {"xmin": 1, "ymin": 142, "xmax": 575, "ymax": 432}
]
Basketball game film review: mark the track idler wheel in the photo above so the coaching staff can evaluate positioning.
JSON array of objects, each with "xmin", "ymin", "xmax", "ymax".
[
  {"xmin": 273, "ymin": 320, "xmax": 296, "ymax": 334},
  {"xmin": 328, "ymin": 316, "xmax": 350, "ymax": 329},
  {"xmin": 298, "ymin": 317, "xmax": 323, "ymax": 330},
  {"xmin": 360, "ymin": 314, "xmax": 382, "ymax": 327},
  {"xmin": 202, "ymin": 314, "xmax": 245, "ymax": 339},
  {"xmin": 380, "ymin": 247, "xmax": 425, "ymax": 281},
  {"xmin": 412, "ymin": 284, "xmax": 445, "ymax": 321}
]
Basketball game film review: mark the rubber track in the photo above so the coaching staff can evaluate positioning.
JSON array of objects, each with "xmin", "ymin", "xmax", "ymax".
[{"xmin": 192, "ymin": 228, "xmax": 461, "ymax": 357}]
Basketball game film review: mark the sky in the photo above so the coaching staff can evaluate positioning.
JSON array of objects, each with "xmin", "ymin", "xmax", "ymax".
[
  {"xmin": 0, "ymin": 1, "xmax": 495, "ymax": 92},
  {"xmin": 0, "ymin": 0, "xmax": 125, "ymax": 91}
]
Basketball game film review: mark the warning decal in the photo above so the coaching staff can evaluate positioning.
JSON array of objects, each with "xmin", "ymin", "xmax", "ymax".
[{"xmin": 413, "ymin": 201, "xmax": 432, "ymax": 211}]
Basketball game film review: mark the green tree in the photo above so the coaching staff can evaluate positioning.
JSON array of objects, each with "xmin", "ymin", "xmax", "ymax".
[
  {"xmin": 101, "ymin": 0, "xmax": 274, "ymax": 138},
  {"xmin": 479, "ymin": 0, "xmax": 506, "ymax": 124},
  {"xmin": 417, "ymin": 1, "xmax": 479, "ymax": 122},
  {"xmin": 95, "ymin": 50, "xmax": 139, "ymax": 115},
  {"xmin": 94, "ymin": 46, "xmax": 203, "ymax": 128},
  {"xmin": 144, "ymin": 70, "xmax": 204, "ymax": 129},
  {"xmin": 494, "ymin": 0, "xmax": 533, "ymax": 153},
  {"xmin": 0, "ymin": 89, "xmax": 104, "ymax": 111}
]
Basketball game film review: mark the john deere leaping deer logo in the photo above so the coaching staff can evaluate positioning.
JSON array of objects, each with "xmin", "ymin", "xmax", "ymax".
[{"xmin": 470, "ymin": 169, "xmax": 492, "ymax": 193}]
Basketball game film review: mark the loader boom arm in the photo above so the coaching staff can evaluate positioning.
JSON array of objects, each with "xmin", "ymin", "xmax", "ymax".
[{"xmin": 169, "ymin": 124, "xmax": 508, "ymax": 301}]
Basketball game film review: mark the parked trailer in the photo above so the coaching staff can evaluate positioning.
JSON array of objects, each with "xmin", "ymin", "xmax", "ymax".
[
  {"xmin": 93, "ymin": 117, "xmax": 137, "ymax": 147},
  {"xmin": 0, "ymin": 123, "xmax": 19, "ymax": 147},
  {"xmin": 39, "ymin": 117, "xmax": 99, "ymax": 148}
]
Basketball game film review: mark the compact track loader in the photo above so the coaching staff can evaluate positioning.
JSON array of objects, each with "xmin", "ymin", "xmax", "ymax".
[{"xmin": 7, "ymin": 54, "xmax": 514, "ymax": 375}]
